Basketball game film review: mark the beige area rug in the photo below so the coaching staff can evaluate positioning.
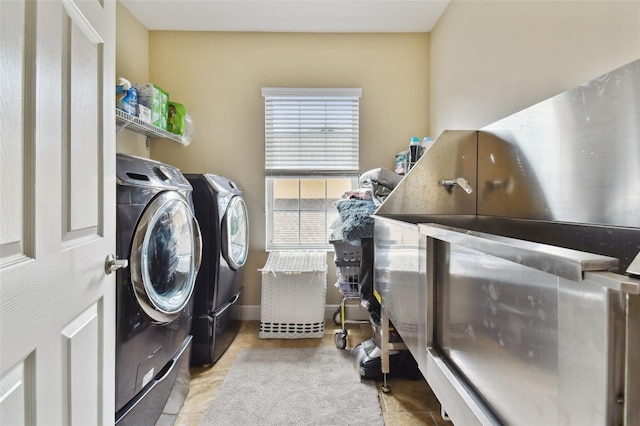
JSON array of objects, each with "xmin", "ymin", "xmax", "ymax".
[{"xmin": 199, "ymin": 347, "xmax": 383, "ymax": 426}]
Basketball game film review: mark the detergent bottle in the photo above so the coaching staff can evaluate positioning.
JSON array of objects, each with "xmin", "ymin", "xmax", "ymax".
[{"xmin": 116, "ymin": 77, "xmax": 138, "ymax": 116}]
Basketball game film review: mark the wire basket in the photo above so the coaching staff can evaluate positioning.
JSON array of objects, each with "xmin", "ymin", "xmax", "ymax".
[{"xmin": 335, "ymin": 265, "xmax": 360, "ymax": 296}]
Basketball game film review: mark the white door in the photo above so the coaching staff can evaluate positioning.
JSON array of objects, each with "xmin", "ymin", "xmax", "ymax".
[{"xmin": 0, "ymin": 0, "xmax": 116, "ymax": 424}]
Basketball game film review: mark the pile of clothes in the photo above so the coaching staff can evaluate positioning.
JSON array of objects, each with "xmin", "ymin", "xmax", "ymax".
[
  {"xmin": 330, "ymin": 167, "xmax": 403, "ymax": 245},
  {"xmin": 359, "ymin": 167, "xmax": 403, "ymax": 206}
]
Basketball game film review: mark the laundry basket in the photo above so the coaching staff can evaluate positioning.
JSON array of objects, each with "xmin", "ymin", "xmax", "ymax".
[{"xmin": 259, "ymin": 251, "xmax": 327, "ymax": 339}]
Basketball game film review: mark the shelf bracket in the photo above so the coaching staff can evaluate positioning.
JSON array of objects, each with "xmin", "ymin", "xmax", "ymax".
[{"xmin": 116, "ymin": 121, "xmax": 130, "ymax": 135}]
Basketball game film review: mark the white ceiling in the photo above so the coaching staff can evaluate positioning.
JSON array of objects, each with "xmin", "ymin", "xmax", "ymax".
[{"xmin": 119, "ymin": 0, "xmax": 450, "ymax": 33}]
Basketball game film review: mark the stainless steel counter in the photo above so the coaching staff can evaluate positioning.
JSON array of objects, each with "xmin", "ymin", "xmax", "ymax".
[
  {"xmin": 372, "ymin": 59, "xmax": 640, "ymax": 426},
  {"xmin": 373, "ymin": 216, "xmax": 424, "ymax": 371},
  {"xmin": 421, "ymin": 223, "xmax": 639, "ymax": 425}
]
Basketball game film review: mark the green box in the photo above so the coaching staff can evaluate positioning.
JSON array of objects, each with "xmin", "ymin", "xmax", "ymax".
[{"xmin": 133, "ymin": 83, "xmax": 169, "ymax": 130}]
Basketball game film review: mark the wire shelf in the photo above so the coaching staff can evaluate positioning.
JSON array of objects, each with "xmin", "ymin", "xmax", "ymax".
[{"xmin": 115, "ymin": 108, "xmax": 185, "ymax": 145}]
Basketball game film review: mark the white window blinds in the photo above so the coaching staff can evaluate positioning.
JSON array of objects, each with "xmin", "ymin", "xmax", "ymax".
[{"xmin": 262, "ymin": 87, "xmax": 362, "ymax": 176}]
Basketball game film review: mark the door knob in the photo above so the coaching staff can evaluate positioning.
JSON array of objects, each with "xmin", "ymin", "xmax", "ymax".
[{"xmin": 105, "ymin": 254, "xmax": 128, "ymax": 274}]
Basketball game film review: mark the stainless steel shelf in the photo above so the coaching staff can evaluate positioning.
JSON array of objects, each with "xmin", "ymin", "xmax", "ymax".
[{"xmin": 115, "ymin": 108, "xmax": 185, "ymax": 145}]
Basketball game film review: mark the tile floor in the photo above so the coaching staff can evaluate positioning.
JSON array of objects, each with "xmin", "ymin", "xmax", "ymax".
[{"xmin": 173, "ymin": 321, "xmax": 449, "ymax": 426}]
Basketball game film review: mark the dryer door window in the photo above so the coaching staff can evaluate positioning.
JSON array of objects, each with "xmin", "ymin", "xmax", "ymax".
[
  {"xmin": 130, "ymin": 191, "xmax": 201, "ymax": 324},
  {"xmin": 223, "ymin": 196, "xmax": 248, "ymax": 270}
]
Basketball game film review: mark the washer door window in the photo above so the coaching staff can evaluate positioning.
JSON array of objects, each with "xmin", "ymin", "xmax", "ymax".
[
  {"xmin": 130, "ymin": 191, "xmax": 202, "ymax": 324},
  {"xmin": 222, "ymin": 196, "xmax": 248, "ymax": 270}
]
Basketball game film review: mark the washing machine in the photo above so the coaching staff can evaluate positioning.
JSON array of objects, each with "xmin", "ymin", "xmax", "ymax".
[
  {"xmin": 185, "ymin": 174, "xmax": 248, "ymax": 366},
  {"xmin": 115, "ymin": 154, "xmax": 202, "ymax": 425}
]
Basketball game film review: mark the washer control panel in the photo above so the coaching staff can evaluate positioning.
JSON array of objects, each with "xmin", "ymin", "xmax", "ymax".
[{"xmin": 116, "ymin": 153, "xmax": 190, "ymax": 190}]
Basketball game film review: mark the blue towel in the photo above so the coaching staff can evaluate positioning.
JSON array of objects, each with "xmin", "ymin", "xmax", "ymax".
[{"xmin": 336, "ymin": 199, "xmax": 376, "ymax": 244}]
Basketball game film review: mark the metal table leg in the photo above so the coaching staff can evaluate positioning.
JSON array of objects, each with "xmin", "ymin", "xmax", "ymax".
[{"xmin": 381, "ymin": 302, "xmax": 391, "ymax": 393}]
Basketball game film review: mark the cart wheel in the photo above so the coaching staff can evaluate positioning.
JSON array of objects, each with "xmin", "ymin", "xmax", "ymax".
[
  {"xmin": 333, "ymin": 308, "xmax": 341, "ymax": 325},
  {"xmin": 334, "ymin": 331, "xmax": 347, "ymax": 349}
]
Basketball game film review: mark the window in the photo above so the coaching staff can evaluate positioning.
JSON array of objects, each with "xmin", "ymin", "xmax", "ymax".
[{"xmin": 262, "ymin": 87, "xmax": 362, "ymax": 250}]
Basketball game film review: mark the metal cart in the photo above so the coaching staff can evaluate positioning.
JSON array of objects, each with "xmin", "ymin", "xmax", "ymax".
[{"xmin": 330, "ymin": 239, "xmax": 369, "ymax": 349}]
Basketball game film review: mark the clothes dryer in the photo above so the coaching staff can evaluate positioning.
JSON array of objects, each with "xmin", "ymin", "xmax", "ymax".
[
  {"xmin": 115, "ymin": 154, "xmax": 202, "ymax": 425},
  {"xmin": 185, "ymin": 174, "xmax": 248, "ymax": 366}
]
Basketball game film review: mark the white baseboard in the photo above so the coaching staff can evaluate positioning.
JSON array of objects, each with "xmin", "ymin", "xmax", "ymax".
[
  {"xmin": 234, "ymin": 304, "xmax": 370, "ymax": 322},
  {"xmin": 235, "ymin": 305, "xmax": 261, "ymax": 321}
]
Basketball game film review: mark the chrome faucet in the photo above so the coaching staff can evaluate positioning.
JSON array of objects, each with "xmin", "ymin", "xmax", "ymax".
[{"xmin": 439, "ymin": 177, "xmax": 473, "ymax": 194}]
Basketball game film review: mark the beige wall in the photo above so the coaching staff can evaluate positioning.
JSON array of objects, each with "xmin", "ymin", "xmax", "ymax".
[
  {"xmin": 147, "ymin": 31, "xmax": 430, "ymax": 305},
  {"xmin": 115, "ymin": 2, "xmax": 150, "ymax": 157},
  {"xmin": 429, "ymin": 0, "xmax": 640, "ymax": 137}
]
